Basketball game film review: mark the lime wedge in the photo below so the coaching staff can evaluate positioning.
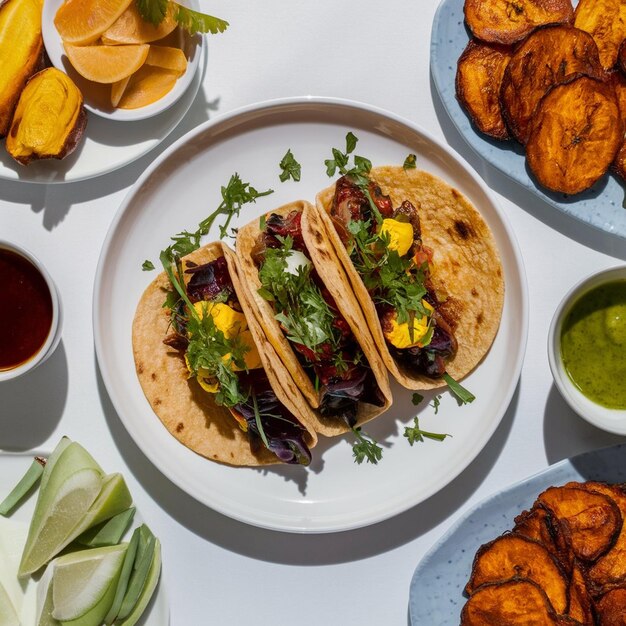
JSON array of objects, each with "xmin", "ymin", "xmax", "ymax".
[
  {"xmin": 20, "ymin": 442, "xmax": 105, "ymax": 576},
  {"xmin": 0, "ymin": 579, "xmax": 19, "ymax": 626},
  {"xmin": 52, "ymin": 544, "xmax": 127, "ymax": 622},
  {"xmin": 40, "ymin": 438, "xmax": 72, "ymax": 494},
  {"xmin": 35, "ymin": 565, "xmax": 59, "ymax": 626},
  {"xmin": 116, "ymin": 539, "xmax": 161, "ymax": 626}
]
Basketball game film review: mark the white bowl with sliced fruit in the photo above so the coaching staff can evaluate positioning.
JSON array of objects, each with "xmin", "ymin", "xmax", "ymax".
[
  {"xmin": 0, "ymin": 438, "xmax": 167, "ymax": 626},
  {"xmin": 41, "ymin": 0, "xmax": 224, "ymax": 121}
]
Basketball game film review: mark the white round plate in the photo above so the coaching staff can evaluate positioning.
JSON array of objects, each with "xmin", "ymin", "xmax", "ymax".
[
  {"xmin": 94, "ymin": 97, "xmax": 528, "ymax": 533},
  {"xmin": 0, "ymin": 43, "xmax": 205, "ymax": 184},
  {"xmin": 42, "ymin": 0, "xmax": 202, "ymax": 122},
  {"xmin": 0, "ymin": 449, "xmax": 169, "ymax": 625}
]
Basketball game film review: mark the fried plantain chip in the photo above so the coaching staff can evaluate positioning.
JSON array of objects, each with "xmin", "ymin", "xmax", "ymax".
[
  {"xmin": 609, "ymin": 71, "xmax": 626, "ymax": 181},
  {"xmin": 465, "ymin": 533, "xmax": 569, "ymax": 614},
  {"xmin": 567, "ymin": 562, "xmax": 594, "ymax": 624},
  {"xmin": 596, "ymin": 588, "xmax": 626, "ymax": 626},
  {"xmin": 463, "ymin": 0, "xmax": 574, "ymax": 45},
  {"xmin": 537, "ymin": 484, "xmax": 622, "ymax": 562},
  {"xmin": 500, "ymin": 25, "xmax": 603, "ymax": 144},
  {"xmin": 574, "ymin": 0, "xmax": 626, "ymax": 70},
  {"xmin": 619, "ymin": 39, "xmax": 626, "ymax": 75},
  {"xmin": 514, "ymin": 505, "xmax": 562, "ymax": 558},
  {"xmin": 461, "ymin": 578, "xmax": 564, "ymax": 625},
  {"xmin": 456, "ymin": 39, "xmax": 512, "ymax": 140}
]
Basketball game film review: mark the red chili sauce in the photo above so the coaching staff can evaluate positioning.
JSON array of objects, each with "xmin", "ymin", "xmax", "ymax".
[{"xmin": 0, "ymin": 249, "xmax": 53, "ymax": 371}]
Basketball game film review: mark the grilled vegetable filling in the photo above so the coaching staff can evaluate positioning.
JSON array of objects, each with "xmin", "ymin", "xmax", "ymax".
[
  {"xmin": 164, "ymin": 256, "xmax": 311, "ymax": 465},
  {"xmin": 330, "ymin": 175, "xmax": 458, "ymax": 378},
  {"xmin": 252, "ymin": 211, "xmax": 385, "ymax": 428}
]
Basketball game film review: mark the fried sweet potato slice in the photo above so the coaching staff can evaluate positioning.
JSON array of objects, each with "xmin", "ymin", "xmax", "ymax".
[
  {"xmin": 609, "ymin": 71, "xmax": 626, "ymax": 181},
  {"xmin": 461, "ymin": 578, "xmax": 563, "ymax": 625},
  {"xmin": 596, "ymin": 588, "xmax": 626, "ymax": 626},
  {"xmin": 465, "ymin": 533, "xmax": 569, "ymax": 614},
  {"xmin": 463, "ymin": 0, "xmax": 573, "ymax": 45},
  {"xmin": 526, "ymin": 75, "xmax": 622, "ymax": 194},
  {"xmin": 500, "ymin": 25, "xmax": 603, "ymax": 144},
  {"xmin": 567, "ymin": 562, "xmax": 594, "ymax": 624},
  {"xmin": 619, "ymin": 39, "xmax": 626, "ymax": 75},
  {"xmin": 456, "ymin": 39, "xmax": 512, "ymax": 140},
  {"xmin": 514, "ymin": 505, "xmax": 561, "ymax": 556},
  {"xmin": 537, "ymin": 484, "xmax": 622, "ymax": 562},
  {"xmin": 574, "ymin": 0, "xmax": 626, "ymax": 70}
]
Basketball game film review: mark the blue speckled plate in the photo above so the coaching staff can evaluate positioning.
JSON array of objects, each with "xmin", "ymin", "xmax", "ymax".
[
  {"xmin": 409, "ymin": 443, "xmax": 626, "ymax": 625},
  {"xmin": 430, "ymin": 0, "xmax": 626, "ymax": 240}
]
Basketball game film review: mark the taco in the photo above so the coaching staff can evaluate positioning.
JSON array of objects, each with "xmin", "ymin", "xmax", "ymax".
[
  {"xmin": 314, "ymin": 166, "xmax": 504, "ymax": 390},
  {"xmin": 132, "ymin": 241, "xmax": 318, "ymax": 466},
  {"xmin": 236, "ymin": 201, "xmax": 392, "ymax": 437}
]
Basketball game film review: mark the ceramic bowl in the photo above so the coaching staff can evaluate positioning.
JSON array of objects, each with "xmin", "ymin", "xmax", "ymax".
[
  {"xmin": 41, "ymin": 0, "xmax": 203, "ymax": 122},
  {"xmin": 548, "ymin": 265, "xmax": 626, "ymax": 434},
  {"xmin": 0, "ymin": 241, "xmax": 63, "ymax": 382}
]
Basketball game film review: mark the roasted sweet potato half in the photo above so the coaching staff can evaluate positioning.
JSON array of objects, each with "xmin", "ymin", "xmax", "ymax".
[
  {"xmin": 456, "ymin": 39, "xmax": 512, "ymax": 140},
  {"xmin": 0, "ymin": 0, "xmax": 44, "ymax": 137},
  {"xmin": 6, "ymin": 68, "xmax": 87, "ymax": 165},
  {"xmin": 465, "ymin": 533, "xmax": 569, "ymax": 614},
  {"xmin": 537, "ymin": 484, "xmax": 623, "ymax": 562},
  {"xmin": 574, "ymin": 0, "xmax": 626, "ymax": 70},
  {"xmin": 500, "ymin": 25, "xmax": 603, "ymax": 144},
  {"xmin": 463, "ymin": 0, "xmax": 574, "ymax": 45},
  {"xmin": 461, "ymin": 578, "xmax": 564, "ymax": 625},
  {"xmin": 596, "ymin": 587, "xmax": 626, "ymax": 626}
]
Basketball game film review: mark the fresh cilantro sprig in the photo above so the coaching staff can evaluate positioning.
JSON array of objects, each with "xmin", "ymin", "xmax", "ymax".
[
  {"xmin": 279, "ymin": 149, "xmax": 301, "ymax": 182},
  {"xmin": 351, "ymin": 427, "xmax": 383, "ymax": 464},
  {"xmin": 403, "ymin": 154, "xmax": 417, "ymax": 170},
  {"xmin": 412, "ymin": 392, "xmax": 424, "ymax": 405},
  {"xmin": 404, "ymin": 417, "xmax": 450, "ymax": 446},
  {"xmin": 144, "ymin": 173, "xmax": 273, "ymax": 271},
  {"xmin": 443, "ymin": 373, "xmax": 475, "ymax": 405},
  {"xmin": 325, "ymin": 132, "xmax": 382, "ymax": 224},
  {"xmin": 136, "ymin": 0, "xmax": 229, "ymax": 35},
  {"xmin": 142, "ymin": 260, "xmax": 155, "ymax": 271},
  {"xmin": 431, "ymin": 395, "xmax": 441, "ymax": 415}
]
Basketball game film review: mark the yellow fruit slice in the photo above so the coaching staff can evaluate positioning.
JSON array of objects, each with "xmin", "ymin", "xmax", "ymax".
[
  {"xmin": 118, "ymin": 65, "xmax": 178, "ymax": 109},
  {"xmin": 145, "ymin": 46, "xmax": 187, "ymax": 75},
  {"xmin": 101, "ymin": 2, "xmax": 177, "ymax": 45},
  {"xmin": 54, "ymin": 0, "xmax": 134, "ymax": 45},
  {"xmin": 110, "ymin": 76, "xmax": 130, "ymax": 107},
  {"xmin": 63, "ymin": 43, "xmax": 149, "ymax": 84}
]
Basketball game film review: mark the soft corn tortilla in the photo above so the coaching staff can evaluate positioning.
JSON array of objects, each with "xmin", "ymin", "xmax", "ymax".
[
  {"xmin": 315, "ymin": 166, "xmax": 504, "ymax": 390},
  {"xmin": 132, "ymin": 241, "xmax": 318, "ymax": 466},
  {"xmin": 236, "ymin": 200, "xmax": 392, "ymax": 437}
]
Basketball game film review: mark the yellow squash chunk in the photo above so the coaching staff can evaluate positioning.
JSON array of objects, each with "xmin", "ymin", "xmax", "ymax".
[
  {"xmin": 145, "ymin": 46, "xmax": 187, "ymax": 75},
  {"xmin": 117, "ymin": 65, "xmax": 179, "ymax": 109},
  {"xmin": 0, "ymin": 0, "xmax": 43, "ymax": 136},
  {"xmin": 54, "ymin": 0, "xmax": 133, "ymax": 45},
  {"xmin": 110, "ymin": 76, "xmax": 130, "ymax": 107},
  {"xmin": 379, "ymin": 218, "xmax": 414, "ymax": 256},
  {"xmin": 383, "ymin": 301, "xmax": 433, "ymax": 350},
  {"xmin": 63, "ymin": 43, "xmax": 149, "ymax": 84},
  {"xmin": 6, "ymin": 68, "xmax": 86, "ymax": 165},
  {"xmin": 101, "ymin": 2, "xmax": 177, "ymax": 44}
]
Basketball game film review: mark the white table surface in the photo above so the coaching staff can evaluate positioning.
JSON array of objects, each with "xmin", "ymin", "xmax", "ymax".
[{"xmin": 1, "ymin": 1, "xmax": 626, "ymax": 624}]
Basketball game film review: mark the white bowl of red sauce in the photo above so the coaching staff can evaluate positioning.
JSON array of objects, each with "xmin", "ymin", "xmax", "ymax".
[
  {"xmin": 548, "ymin": 266, "xmax": 626, "ymax": 434},
  {"xmin": 0, "ymin": 241, "xmax": 62, "ymax": 382}
]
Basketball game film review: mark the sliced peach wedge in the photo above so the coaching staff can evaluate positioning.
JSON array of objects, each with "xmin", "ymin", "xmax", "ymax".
[
  {"xmin": 63, "ymin": 43, "xmax": 149, "ymax": 83},
  {"xmin": 54, "ymin": 0, "xmax": 134, "ymax": 45},
  {"xmin": 116, "ymin": 65, "xmax": 180, "ymax": 109},
  {"xmin": 145, "ymin": 46, "xmax": 187, "ymax": 75},
  {"xmin": 101, "ymin": 2, "xmax": 178, "ymax": 45}
]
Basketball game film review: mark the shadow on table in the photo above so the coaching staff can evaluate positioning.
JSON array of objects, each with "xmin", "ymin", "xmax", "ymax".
[
  {"xmin": 430, "ymin": 73, "xmax": 626, "ymax": 261},
  {"xmin": 0, "ymin": 86, "xmax": 218, "ymax": 232},
  {"xmin": 96, "ymin": 358, "xmax": 518, "ymax": 566},
  {"xmin": 543, "ymin": 384, "xmax": 624, "ymax": 466},
  {"xmin": 0, "ymin": 342, "xmax": 67, "ymax": 450}
]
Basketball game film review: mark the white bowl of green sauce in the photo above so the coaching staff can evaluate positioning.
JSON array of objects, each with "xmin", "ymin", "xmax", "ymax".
[{"xmin": 548, "ymin": 266, "xmax": 626, "ymax": 434}]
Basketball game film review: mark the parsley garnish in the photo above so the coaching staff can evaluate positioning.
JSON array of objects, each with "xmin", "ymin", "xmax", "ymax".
[
  {"xmin": 403, "ymin": 154, "xmax": 417, "ymax": 170},
  {"xmin": 443, "ymin": 373, "xmax": 476, "ymax": 405},
  {"xmin": 279, "ymin": 149, "xmax": 301, "ymax": 182},
  {"xmin": 431, "ymin": 395, "xmax": 441, "ymax": 414},
  {"xmin": 412, "ymin": 392, "xmax": 424, "ymax": 405},
  {"xmin": 142, "ymin": 260, "xmax": 155, "ymax": 271},
  {"xmin": 404, "ymin": 417, "xmax": 450, "ymax": 446},
  {"xmin": 351, "ymin": 427, "xmax": 383, "ymax": 464},
  {"xmin": 136, "ymin": 0, "xmax": 229, "ymax": 35}
]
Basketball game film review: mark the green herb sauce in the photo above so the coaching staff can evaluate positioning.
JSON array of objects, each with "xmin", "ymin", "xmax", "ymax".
[{"xmin": 560, "ymin": 280, "xmax": 626, "ymax": 410}]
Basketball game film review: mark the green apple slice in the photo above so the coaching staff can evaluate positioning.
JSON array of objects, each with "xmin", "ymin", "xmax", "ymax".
[
  {"xmin": 52, "ymin": 544, "xmax": 127, "ymax": 622},
  {"xmin": 116, "ymin": 539, "xmax": 161, "ymax": 626},
  {"xmin": 0, "ymin": 580, "xmax": 19, "ymax": 626}
]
